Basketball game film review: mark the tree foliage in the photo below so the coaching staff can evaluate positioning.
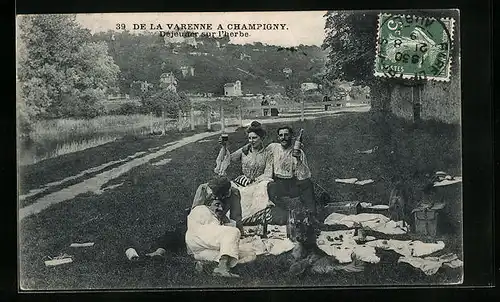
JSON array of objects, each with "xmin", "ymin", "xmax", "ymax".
[
  {"xmin": 92, "ymin": 31, "xmax": 327, "ymax": 96},
  {"xmin": 322, "ymin": 11, "xmax": 381, "ymax": 86},
  {"xmin": 17, "ymin": 14, "xmax": 120, "ymax": 121},
  {"xmin": 142, "ymin": 88, "xmax": 191, "ymax": 116},
  {"xmin": 322, "ymin": 10, "xmax": 459, "ymax": 112}
]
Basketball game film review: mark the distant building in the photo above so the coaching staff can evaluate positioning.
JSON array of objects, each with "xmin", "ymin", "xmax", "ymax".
[
  {"xmin": 300, "ymin": 82, "xmax": 319, "ymax": 92},
  {"xmin": 140, "ymin": 81, "xmax": 153, "ymax": 92},
  {"xmin": 336, "ymin": 81, "xmax": 354, "ymax": 100},
  {"xmin": 224, "ymin": 80, "xmax": 242, "ymax": 96},
  {"xmin": 160, "ymin": 72, "xmax": 178, "ymax": 92},
  {"xmin": 160, "ymin": 72, "xmax": 177, "ymax": 85},
  {"xmin": 337, "ymin": 81, "xmax": 353, "ymax": 92},
  {"xmin": 239, "ymin": 53, "xmax": 251, "ymax": 60},
  {"xmin": 180, "ymin": 66, "xmax": 195, "ymax": 77}
]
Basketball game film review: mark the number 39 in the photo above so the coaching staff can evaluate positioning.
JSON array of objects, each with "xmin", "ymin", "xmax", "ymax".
[{"xmin": 116, "ymin": 23, "xmax": 126, "ymax": 30}]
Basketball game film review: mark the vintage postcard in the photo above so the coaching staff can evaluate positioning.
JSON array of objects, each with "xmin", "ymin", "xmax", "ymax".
[{"xmin": 16, "ymin": 10, "xmax": 462, "ymax": 290}]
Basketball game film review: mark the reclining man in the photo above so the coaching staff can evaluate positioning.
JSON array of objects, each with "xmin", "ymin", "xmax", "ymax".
[
  {"xmin": 186, "ymin": 198, "xmax": 245, "ymax": 278},
  {"xmin": 264, "ymin": 126, "xmax": 317, "ymax": 224},
  {"xmin": 191, "ymin": 175, "xmax": 243, "ymax": 234},
  {"xmin": 151, "ymin": 176, "xmax": 243, "ymax": 255}
]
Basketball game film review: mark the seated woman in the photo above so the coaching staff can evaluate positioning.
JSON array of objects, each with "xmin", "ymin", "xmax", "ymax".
[
  {"xmin": 214, "ymin": 121, "xmax": 274, "ymax": 226},
  {"xmin": 185, "ymin": 199, "xmax": 255, "ymax": 278}
]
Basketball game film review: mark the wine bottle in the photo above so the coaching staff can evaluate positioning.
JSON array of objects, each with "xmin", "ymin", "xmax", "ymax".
[{"xmin": 292, "ymin": 129, "xmax": 304, "ymax": 157}]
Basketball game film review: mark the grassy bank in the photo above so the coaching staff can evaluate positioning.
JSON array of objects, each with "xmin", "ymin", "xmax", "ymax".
[
  {"xmin": 19, "ymin": 111, "xmax": 462, "ymax": 289},
  {"xmin": 18, "ymin": 114, "xmax": 176, "ymax": 166}
]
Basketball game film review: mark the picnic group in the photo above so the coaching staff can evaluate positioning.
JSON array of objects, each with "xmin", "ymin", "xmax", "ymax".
[{"xmin": 151, "ymin": 121, "xmax": 320, "ymax": 277}]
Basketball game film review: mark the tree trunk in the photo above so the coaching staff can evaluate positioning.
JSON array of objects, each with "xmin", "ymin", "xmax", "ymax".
[{"xmin": 369, "ymin": 79, "xmax": 393, "ymax": 114}]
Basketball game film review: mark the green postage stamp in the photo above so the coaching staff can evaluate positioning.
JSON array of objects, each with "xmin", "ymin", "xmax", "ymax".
[{"xmin": 374, "ymin": 13, "xmax": 455, "ymax": 82}]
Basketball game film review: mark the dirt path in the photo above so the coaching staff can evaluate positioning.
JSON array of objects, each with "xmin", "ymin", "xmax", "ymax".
[
  {"xmin": 19, "ymin": 106, "xmax": 370, "ymax": 220},
  {"xmin": 18, "ymin": 131, "xmax": 220, "ymax": 221}
]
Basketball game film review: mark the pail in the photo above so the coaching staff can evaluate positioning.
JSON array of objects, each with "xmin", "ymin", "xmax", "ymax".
[{"xmin": 413, "ymin": 209, "xmax": 439, "ymax": 236}]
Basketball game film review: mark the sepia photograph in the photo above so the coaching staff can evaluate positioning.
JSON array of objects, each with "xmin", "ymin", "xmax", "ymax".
[{"xmin": 16, "ymin": 10, "xmax": 463, "ymax": 290}]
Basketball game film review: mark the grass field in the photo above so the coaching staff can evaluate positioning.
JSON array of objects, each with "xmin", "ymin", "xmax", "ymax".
[{"xmin": 18, "ymin": 111, "xmax": 463, "ymax": 290}]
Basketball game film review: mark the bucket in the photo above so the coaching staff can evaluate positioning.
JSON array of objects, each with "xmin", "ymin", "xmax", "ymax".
[{"xmin": 413, "ymin": 208, "xmax": 439, "ymax": 236}]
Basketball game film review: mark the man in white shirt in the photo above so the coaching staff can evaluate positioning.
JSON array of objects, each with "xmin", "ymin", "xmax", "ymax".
[
  {"xmin": 264, "ymin": 126, "xmax": 316, "ymax": 223},
  {"xmin": 186, "ymin": 199, "xmax": 242, "ymax": 277}
]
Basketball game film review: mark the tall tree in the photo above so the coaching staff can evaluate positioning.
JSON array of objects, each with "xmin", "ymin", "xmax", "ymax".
[
  {"xmin": 17, "ymin": 14, "xmax": 120, "ymax": 121},
  {"xmin": 322, "ymin": 10, "xmax": 459, "ymax": 113},
  {"xmin": 322, "ymin": 11, "xmax": 393, "ymax": 111}
]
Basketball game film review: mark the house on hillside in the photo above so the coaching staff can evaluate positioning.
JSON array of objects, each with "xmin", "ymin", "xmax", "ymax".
[
  {"xmin": 140, "ymin": 81, "xmax": 153, "ymax": 93},
  {"xmin": 337, "ymin": 81, "xmax": 354, "ymax": 92},
  {"xmin": 160, "ymin": 72, "xmax": 178, "ymax": 93},
  {"xmin": 224, "ymin": 80, "xmax": 242, "ymax": 96},
  {"xmin": 180, "ymin": 66, "xmax": 195, "ymax": 77},
  {"xmin": 240, "ymin": 53, "xmax": 252, "ymax": 60},
  {"xmin": 300, "ymin": 82, "xmax": 319, "ymax": 92},
  {"xmin": 336, "ymin": 81, "xmax": 354, "ymax": 101}
]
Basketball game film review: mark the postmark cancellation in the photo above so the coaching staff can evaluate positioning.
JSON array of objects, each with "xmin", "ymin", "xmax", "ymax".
[{"xmin": 374, "ymin": 13, "xmax": 455, "ymax": 82}]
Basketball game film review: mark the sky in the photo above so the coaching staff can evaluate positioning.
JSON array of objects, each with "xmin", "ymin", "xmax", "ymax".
[{"xmin": 75, "ymin": 11, "xmax": 327, "ymax": 47}]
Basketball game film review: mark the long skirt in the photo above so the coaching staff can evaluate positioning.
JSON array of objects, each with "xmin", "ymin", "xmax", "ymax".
[{"xmin": 230, "ymin": 177, "xmax": 274, "ymax": 225}]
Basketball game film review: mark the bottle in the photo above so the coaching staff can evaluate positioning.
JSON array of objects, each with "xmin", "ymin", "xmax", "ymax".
[{"xmin": 292, "ymin": 129, "xmax": 304, "ymax": 157}]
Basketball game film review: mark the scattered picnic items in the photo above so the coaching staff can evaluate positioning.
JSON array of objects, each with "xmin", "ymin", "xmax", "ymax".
[
  {"xmin": 70, "ymin": 242, "xmax": 95, "ymax": 248},
  {"xmin": 398, "ymin": 253, "xmax": 463, "ymax": 276},
  {"xmin": 145, "ymin": 248, "xmax": 166, "ymax": 258},
  {"xmin": 432, "ymin": 171, "xmax": 462, "ymax": 187},
  {"xmin": 335, "ymin": 178, "xmax": 358, "ymax": 184},
  {"xmin": 355, "ymin": 146, "xmax": 378, "ymax": 154},
  {"xmin": 324, "ymin": 212, "xmax": 409, "ymax": 235},
  {"xmin": 125, "ymin": 248, "xmax": 140, "ymax": 261},
  {"xmin": 335, "ymin": 178, "xmax": 375, "ymax": 186},
  {"xmin": 240, "ymin": 225, "xmax": 295, "ymax": 256},
  {"xmin": 354, "ymin": 179, "xmax": 374, "ymax": 186},
  {"xmin": 44, "ymin": 253, "xmax": 73, "ymax": 267}
]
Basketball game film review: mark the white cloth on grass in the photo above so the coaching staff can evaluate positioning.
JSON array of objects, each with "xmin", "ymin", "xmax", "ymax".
[
  {"xmin": 324, "ymin": 213, "xmax": 409, "ymax": 235},
  {"xmin": 365, "ymin": 239, "xmax": 445, "ymax": 257},
  {"xmin": 335, "ymin": 178, "xmax": 358, "ymax": 184},
  {"xmin": 316, "ymin": 230, "xmax": 380, "ymax": 264},
  {"xmin": 239, "ymin": 225, "xmax": 295, "ymax": 256},
  {"xmin": 239, "ymin": 236, "xmax": 295, "ymax": 256},
  {"xmin": 398, "ymin": 253, "xmax": 463, "ymax": 275}
]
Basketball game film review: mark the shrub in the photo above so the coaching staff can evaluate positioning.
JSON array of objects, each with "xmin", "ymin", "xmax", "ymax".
[{"xmin": 142, "ymin": 88, "xmax": 191, "ymax": 116}]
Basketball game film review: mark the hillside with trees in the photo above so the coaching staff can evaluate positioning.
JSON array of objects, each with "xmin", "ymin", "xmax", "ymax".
[{"xmin": 91, "ymin": 30, "xmax": 328, "ymax": 97}]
